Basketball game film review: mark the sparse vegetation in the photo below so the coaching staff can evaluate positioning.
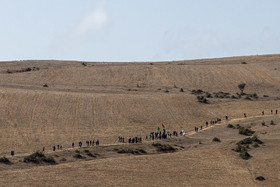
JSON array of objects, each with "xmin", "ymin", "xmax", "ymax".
[
  {"xmin": 24, "ymin": 151, "xmax": 56, "ymax": 164},
  {"xmin": 227, "ymin": 124, "xmax": 235, "ymax": 129},
  {"xmin": 86, "ymin": 152, "xmax": 96, "ymax": 157},
  {"xmin": 253, "ymin": 143, "xmax": 259, "ymax": 148},
  {"xmin": 238, "ymin": 137, "xmax": 253, "ymax": 145},
  {"xmin": 255, "ymin": 176, "xmax": 265, "ymax": 181},
  {"xmin": 251, "ymin": 135, "xmax": 263, "ymax": 144},
  {"xmin": 191, "ymin": 89, "xmax": 204, "ymax": 95},
  {"xmin": 235, "ymin": 135, "xmax": 263, "ymax": 160},
  {"xmin": 152, "ymin": 143, "xmax": 176, "ymax": 153},
  {"xmin": 0, "ymin": 157, "xmax": 11, "ymax": 165},
  {"xmin": 7, "ymin": 67, "xmax": 40, "ymax": 74},
  {"xmin": 73, "ymin": 154, "xmax": 84, "ymax": 159},
  {"xmin": 235, "ymin": 143, "xmax": 248, "ymax": 153},
  {"xmin": 197, "ymin": 96, "xmax": 208, "ymax": 104},
  {"xmin": 238, "ymin": 83, "xmax": 246, "ymax": 95},
  {"xmin": 75, "ymin": 150, "xmax": 80, "ymax": 153},
  {"xmin": 84, "ymin": 150, "xmax": 96, "ymax": 157},
  {"xmin": 117, "ymin": 149, "xmax": 147, "ymax": 155},
  {"xmin": 238, "ymin": 127, "xmax": 255, "ymax": 136},
  {"xmin": 241, "ymin": 62, "xmax": 247, "ymax": 64},
  {"xmin": 214, "ymin": 91, "xmax": 230, "ymax": 98},
  {"xmin": 239, "ymin": 151, "xmax": 252, "ymax": 160},
  {"xmin": 212, "ymin": 137, "xmax": 221, "ymax": 142},
  {"xmin": 270, "ymin": 120, "xmax": 276, "ymax": 125},
  {"xmin": 60, "ymin": 158, "xmax": 67, "ymax": 162}
]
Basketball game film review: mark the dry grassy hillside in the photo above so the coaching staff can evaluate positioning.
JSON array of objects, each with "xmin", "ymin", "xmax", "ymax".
[
  {"xmin": 0, "ymin": 55, "xmax": 280, "ymax": 154},
  {"xmin": 1, "ymin": 55, "xmax": 280, "ymax": 186}
]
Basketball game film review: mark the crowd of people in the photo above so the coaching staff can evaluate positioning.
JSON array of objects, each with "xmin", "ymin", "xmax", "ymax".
[
  {"xmin": 9, "ymin": 109, "xmax": 279, "ymax": 156},
  {"xmin": 48, "ymin": 139, "xmax": 100, "ymax": 152}
]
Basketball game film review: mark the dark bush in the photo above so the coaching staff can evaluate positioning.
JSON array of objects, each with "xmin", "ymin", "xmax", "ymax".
[
  {"xmin": 238, "ymin": 137, "xmax": 253, "ymax": 145},
  {"xmin": 241, "ymin": 62, "xmax": 247, "ymax": 64},
  {"xmin": 73, "ymin": 154, "xmax": 84, "ymax": 159},
  {"xmin": 231, "ymin": 95, "xmax": 239, "ymax": 99},
  {"xmin": 251, "ymin": 135, "xmax": 263, "ymax": 144},
  {"xmin": 60, "ymin": 158, "xmax": 67, "ymax": 162},
  {"xmin": 263, "ymin": 95, "xmax": 269, "ymax": 97},
  {"xmin": 152, "ymin": 143, "xmax": 176, "ymax": 153},
  {"xmin": 214, "ymin": 92, "xmax": 230, "ymax": 98},
  {"xmin": 205, "ymin": 92, "xmax": 212, "ymax": 98},
  {"xmin": 253, "ymin": 143, "xmax": 259, "ymax": 148},
  {"xmin": 180, "ymin": 88, "xmax": 184, "ymax": 92},
  {"xmin": 236, "ymin": 124, "xmax": 242, "ymax": 129},
  {"xmin": 86, "ymin": 152, "xmax": 96, "ymax": 157},
  {"xmin": 239, "ymin": 151, "xmax": 251, "ymax": 160},
  {"xmin": 75, "ymin": 150, "xmax": 80, "ymax": 153},
  {"xmin": 24, "ymin": 151, "xmax": 56, "ymax": 164},
  {"xmin": 262, "ymin": 121, "xmax": 266, "ymax": 126},
  {"xmin": 212, "ymin": 137, "xmax": 221, "ymax": 142},
  {"xmin": 191, "ymin": 89, "xmax": 204, "ymax": 95},
  {"xmin": 197, "ymin": 96, "xmax": 208, "ymax": 104},
  {"xmin": 42, "ymin": 157, "xmax": 56, "ymax": 164},
  {"xmin": 0, "ymin": 157, "xmax": 11, "ymax": 165},
  {"xmin": 252, "ymin": 93, "xmax": 258, "ymax": 99},
  {"xmin": 235, "ymin": 144, "xmax": 248, "ymax": 153},
  {"xmin": 270, "ymin": 120, "xmax": 275, "ymax": 125},
  {"xmin": 239, "ymin": 127, "xmax": 255, "ymax": 136},
  {"xmin": 255, "ymin": 176, "xmax": 265, "ymax": 181},
  {"xmin": 117, "ymin": 149, "xmax": 147, "ymax": 155},
  {"xmin": 7, "ymin": 67, "xmax": 40, "ymax": 74},
  {"xmin": 227, "ymin": 124, "xmax": 235, "ymax": 129}
]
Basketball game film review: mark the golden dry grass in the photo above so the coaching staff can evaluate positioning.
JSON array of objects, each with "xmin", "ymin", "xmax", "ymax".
[{"xmin": 0, "ymin": 54, "xmax": 280, "ymax": 186}]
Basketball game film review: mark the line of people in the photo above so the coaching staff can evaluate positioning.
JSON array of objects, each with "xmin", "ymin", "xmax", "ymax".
[
  {"xmin": 118, "ymin": 136, "xmax": 125, "ymax": 143},
  {"xmin": 49, "ymin": 139, "xmax": 100, "ymax": 152},
  {"xmin": 128, "ymin": 137, "xmax": 142, "ymax": 144}
]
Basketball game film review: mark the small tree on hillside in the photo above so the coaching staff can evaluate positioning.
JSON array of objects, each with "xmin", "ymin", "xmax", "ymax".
[{"xmin": 238, "ymin": 83, "xmax": 246, "ymax": 95}]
